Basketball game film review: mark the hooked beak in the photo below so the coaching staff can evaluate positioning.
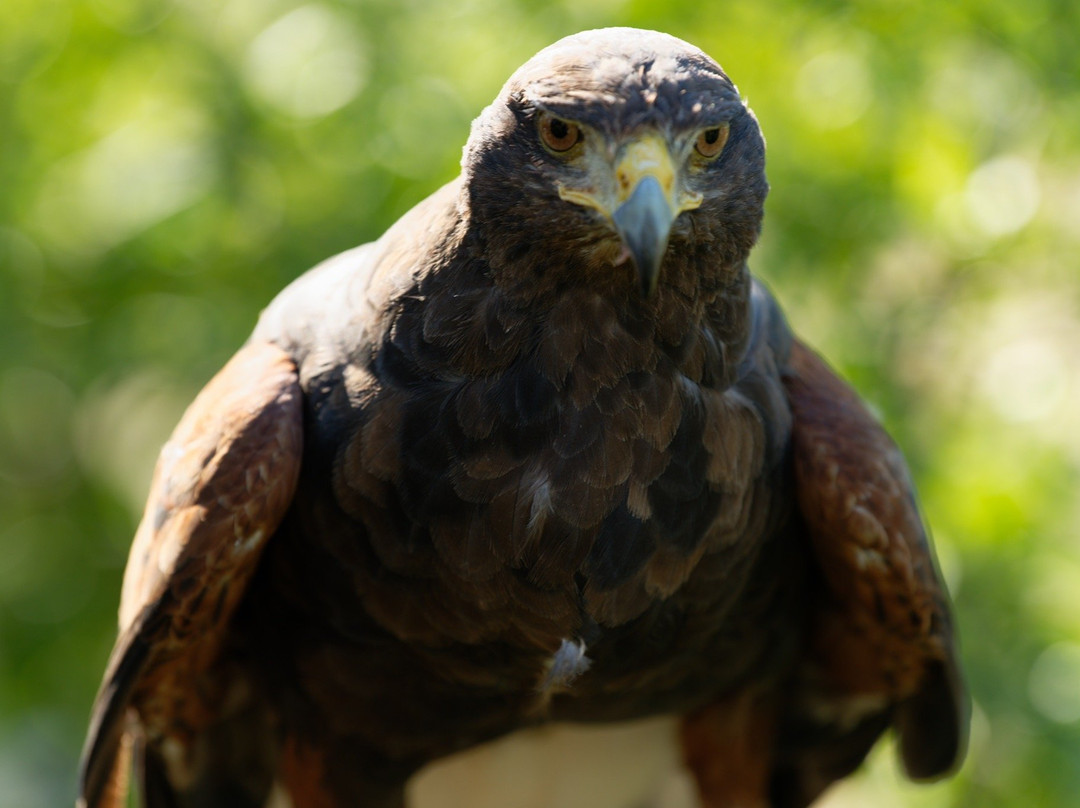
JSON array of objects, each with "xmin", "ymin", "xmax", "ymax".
[
  {"xmin": 612, "ymin": 174, "xmax": 673, "ymax": 297},
  {"xmin": 558, "ymin": 134, "xmax": 701, "ymax": 296}
]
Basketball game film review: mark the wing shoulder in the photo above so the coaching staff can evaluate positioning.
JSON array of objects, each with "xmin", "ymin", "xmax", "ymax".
[
  {"xmin": 783, "ymin": 338, "xmax": 967, "ymax": 780},
  {"xmin": 251, "ymin": 178, "xmax": 465, "ymax": 377},
  {"xmin": 79, "ymin": 340, "xmax": 304, "ymax": 808}
]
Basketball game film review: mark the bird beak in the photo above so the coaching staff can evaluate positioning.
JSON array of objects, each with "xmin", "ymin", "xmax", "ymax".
[
  {"xmin": 559, "ymin": 134, "xmax": 701, "ymax": 296},
  {"xmin": 611, "ymin": 136, "xmax": 684, "ymax": 296},
  {"xmin": 613, "ymin": 184, "xmax": 672, "ymax": 296}
]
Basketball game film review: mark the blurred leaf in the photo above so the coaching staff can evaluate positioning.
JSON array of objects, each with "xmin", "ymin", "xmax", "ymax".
[{"xmin": 1, "ymin": 2, "xmax": 1078, "ymax": 806}]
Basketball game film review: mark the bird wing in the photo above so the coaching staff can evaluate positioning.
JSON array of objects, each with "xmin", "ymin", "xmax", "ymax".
[
  {"xmin": 78, "ymin": 340, "xmax": 304, "ymax": 808},
  {"xmin": 783, "ymin": 338, "xmax": 967, "ymax": 781}
]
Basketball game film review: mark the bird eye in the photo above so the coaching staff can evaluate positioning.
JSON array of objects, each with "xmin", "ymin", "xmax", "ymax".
[
  {"xmin": 539, "ymin": 113, "xmax": 582, "ymax": 153},
  {"xmin": 695, "ymin": 124, "xmax": 729, "ymax": 158}
]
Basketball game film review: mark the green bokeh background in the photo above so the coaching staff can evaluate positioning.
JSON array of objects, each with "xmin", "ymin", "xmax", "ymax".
[{"xmin": 2, "ymin": 1, "xmax": 1079, "ymax": 805}]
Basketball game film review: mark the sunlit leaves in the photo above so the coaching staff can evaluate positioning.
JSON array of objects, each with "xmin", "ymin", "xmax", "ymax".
[{"xmin": 1, "ymin": 2, "xmax": 1079, "ymax": 807}]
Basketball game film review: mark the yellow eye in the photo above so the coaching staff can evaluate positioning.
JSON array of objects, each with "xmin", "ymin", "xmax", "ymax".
[
  {"xmin": 539, "ymin": 112, "xmax": 582, "ymax": 153},
  {"xmin": 695, "ymin": 124, "xmax": 729, "ymax": 158}
]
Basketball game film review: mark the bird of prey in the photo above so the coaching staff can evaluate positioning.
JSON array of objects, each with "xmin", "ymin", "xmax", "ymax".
[{"xmin": 78, "ymin": 27, "xmax": 966, "ymax": 808}]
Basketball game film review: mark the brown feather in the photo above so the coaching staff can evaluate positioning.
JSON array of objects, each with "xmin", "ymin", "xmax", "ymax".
[
  {"xmin": 784, "ymin": 338, "xmax": 966, "ymax": 781},
  {"xmin": 79, "ymin": 341, "xmax": 303, "ymax": 807}
]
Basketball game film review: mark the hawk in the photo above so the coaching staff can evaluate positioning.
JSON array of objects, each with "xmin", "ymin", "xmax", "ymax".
[{"xmin": 79, "ymin": 27, "xmax": 966, "ymax": 808}]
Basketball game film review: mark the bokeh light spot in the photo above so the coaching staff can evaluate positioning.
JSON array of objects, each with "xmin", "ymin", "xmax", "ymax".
[
  {"xmin": 75, "ymin": 370, "xmax": 193, "ymax": 514},
  {"xmin": 243, "ymin": 4, "xmax": 368, "ymax": 119},
  {"xmin": 33, "ymin": 122, "xmax": 216, "ymax": 258},
  {"xmin": 1028, "ymin": 642, "xmax": 1080, "ymax": 724},
  {"xmin": 965, "ymin": 155, "xmax": 1041, "ymax": 238},
  {"xmin": 795, "ymin": 49, "xmax": 872, "ymax": 130},
  {"xmin": 979, "ymin": 336, "xmax": 1067, "ymax": 424}
]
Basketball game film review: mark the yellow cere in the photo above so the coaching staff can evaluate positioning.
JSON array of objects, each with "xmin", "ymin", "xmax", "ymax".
[
  {"xmin": 615, "ymin": 135, "xmax": 676, "ymax": 201},
  {"xmin": 557, "ymin": 133, "xmax": 703, "ymax": 219}
]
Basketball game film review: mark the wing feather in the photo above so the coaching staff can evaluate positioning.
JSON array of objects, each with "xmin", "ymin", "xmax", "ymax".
[
  {"xmin": 784, "ymin": 338, "xmax": 967, "ymax": 781},
  {"xmin": 79, "ymin": 340, "xmax": 304, "ymax": 808}
]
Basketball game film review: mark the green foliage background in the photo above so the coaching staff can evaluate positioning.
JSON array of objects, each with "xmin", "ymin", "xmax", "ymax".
[{"xmin": 2, "ymin": 0, "xmax": 1079, "ymax": 805}]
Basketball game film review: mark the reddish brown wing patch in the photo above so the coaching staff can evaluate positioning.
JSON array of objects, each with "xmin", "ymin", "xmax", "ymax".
[
  {"xmin": 279, "ymin": 736, "xmax": 340, "ymax": 808},
  {"xmin": 79, "ymin": 340, "xmax": 303, "ymax": 808},
  {"xmin": 681, "ymin": 690, "xmax": 776, "ymax": 808},
  {"xmin": 784, "ymin": 339, "xmax": 965, "ymax": 779}
]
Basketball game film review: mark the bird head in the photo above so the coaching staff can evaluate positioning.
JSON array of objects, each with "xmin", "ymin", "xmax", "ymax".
[{"xmin": 462, "ymin": 28, "xmax": 768, "ymax": 300}]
